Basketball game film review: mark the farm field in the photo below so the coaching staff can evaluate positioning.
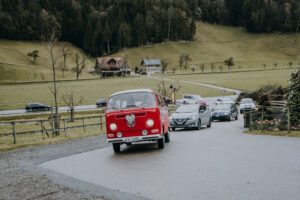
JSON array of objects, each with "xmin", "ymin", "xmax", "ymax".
[
  {"xmin": 0, "ymin": 76, "xmax": 229, "ymax": 110},
  {"xmin": 1, "ymin": 21, "xmax": 300, "ymax": 83},
  {"xmin": 158, "ymin": 69, "xmax": 295, "ymax": 91}
]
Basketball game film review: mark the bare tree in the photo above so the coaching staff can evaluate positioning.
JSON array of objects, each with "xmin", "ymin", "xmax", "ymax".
[
  {"xmin": 190, "ymin": 65, "xmax": 196, "ymax": 72},
  {"xmin": 184, "ymin": 54, "xmax": 192, "ymax": 70},
  {"xmin": 27, "ymin": 50, "xmax": 39, "ymax": 63},
  {"xmin": 62, "ymin": 91, "xmax": 83, "ymax": 122},
  {"xmin": 224, "ymin": 57, "xmax": 234, "ymax": 72},
  {"xmin": 200, "ymin": 64, "xmax": 205, "ymax": 72},
  {"xmin": 219, "ymin": 66, "xmax": 223, "ymax": 72},
  {"xmin": 157, "ymin": 78, "xmax": 170, "ymax": 98},
  {"xmin": 171, "ymin": 66, "xmax": 176, "ymax": 74},
  {"xmin": 178, "ymin": 54, "xmax": 184, "ymax": 70},
  {"xmin": 61, "ymin": 46, "xmax": 72, "ymax": 77},
  {"xmin": 44, "ymin": 31, "xmax": 61, "ymax": 136},
  {"xmin": 288, "ymin": 62, "xmax": 293, "ymax": 68},
  {"xmin": 273, "ymin": 62, "xmax": 278, "ymax": 69},
  {"xmin": 262, "ymin": 63, "xmax": 267, "ymax": 69},
  {"xmin": 161, "ymin": 61, "xmax": 168, "ymax": 73},
  {"xmin": 72, "ymin": 54, "xmax": 86, "ymax": 80},
  {"xmin": 210, "ymin": 63, "xmax": 215, "ymax": 72}
]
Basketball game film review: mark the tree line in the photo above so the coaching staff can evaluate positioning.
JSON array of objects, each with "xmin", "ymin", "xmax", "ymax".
[
  {"xmin": 0, "ymin": 0, "xmax": 196, "ymax": 56},
  {"xmin": 194, "ymin": 0, "xmax": 300, "ymax": 33}
]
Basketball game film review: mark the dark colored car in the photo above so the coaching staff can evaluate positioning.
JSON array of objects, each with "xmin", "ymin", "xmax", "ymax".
[
  {"xmin": 211, "ymin": 103, "xmax": 238, "ymax": 121},
  {"xmin": 25, "ymin": 103, "xmax": 52, "ymax": 112},
  {"xmin": 96, "ymin": 99, "xmax": 107, "ymax": 107}
]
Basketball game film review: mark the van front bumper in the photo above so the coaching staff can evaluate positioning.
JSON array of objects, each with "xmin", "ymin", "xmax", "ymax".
[{"xmin": 107, "ymin": 134, "xmax": 163, "ymax": 143}]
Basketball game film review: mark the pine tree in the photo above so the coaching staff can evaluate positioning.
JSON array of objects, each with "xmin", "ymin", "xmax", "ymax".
[{"xmin": 287, "ymin": 69, "xmax": 300, "ymax": 125}]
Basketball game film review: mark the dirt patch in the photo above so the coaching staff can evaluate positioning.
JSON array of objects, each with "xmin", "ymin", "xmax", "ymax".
[{"xmin": 0, "ymin": 135, "xmax": 109, "ymax": 200}]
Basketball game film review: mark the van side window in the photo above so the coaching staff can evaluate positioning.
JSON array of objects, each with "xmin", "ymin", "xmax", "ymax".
[{"xmin": 155, "ymin": 94, "xmax": 161, "ymax": 106}]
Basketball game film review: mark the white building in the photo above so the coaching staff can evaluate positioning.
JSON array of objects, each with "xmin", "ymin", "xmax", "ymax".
[{"xmin": 141, "ymin": 59, "xmax": 161, "ymax": 74}]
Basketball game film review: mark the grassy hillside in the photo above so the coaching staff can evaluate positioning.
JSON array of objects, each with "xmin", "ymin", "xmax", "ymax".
[
  {"xmin": 1, "ymin": 21, "xmax": 299, "ymax": 82},
  {"xmin": 0, "ymin": 40, "xmax": 96, "ymax": 82},
  {"xmin": 113, "ymin": 21, "xmax": 300, "ymax": 71}
]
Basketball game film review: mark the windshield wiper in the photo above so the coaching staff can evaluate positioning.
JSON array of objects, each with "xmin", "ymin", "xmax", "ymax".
[{"xmin": 126, "ymin": 104, "xmax": 137, "ymax": 108}]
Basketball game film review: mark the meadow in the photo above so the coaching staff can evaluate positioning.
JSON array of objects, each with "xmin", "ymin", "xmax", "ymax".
[
  {"xmin": 158, "ymin": 69, "xmax": 295, "ymax": 92},
  {"xmin": 0, "ymin": 76, "xmax": 228, "ymax": 110}
]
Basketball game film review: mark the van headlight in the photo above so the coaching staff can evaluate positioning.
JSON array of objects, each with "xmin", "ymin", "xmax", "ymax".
[
  {"xmin": 110, "ymin": 123, "xmax": 117, "ymax": 131},
  {"xmin": 146, "ymin": 119, "xmax": 154, "ymax": 127}
]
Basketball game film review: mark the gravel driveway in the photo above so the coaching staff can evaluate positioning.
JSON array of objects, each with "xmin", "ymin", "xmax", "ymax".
[{"xmin": 0, "ymin": 135, "xmax": 109, "ymax": 200}]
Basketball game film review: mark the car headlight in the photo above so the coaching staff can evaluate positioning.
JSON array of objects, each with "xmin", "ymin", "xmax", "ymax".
[
  {"xmin": 146, "ymin": 119, "xmax": 154, "ymax": 127},
  {"xmin": 188, "ymin": 115, "xmax": 197, "ymax": 120},
  {"xmin": 110, "ymin": 123, "xmax": 117, "ymax": 131}
]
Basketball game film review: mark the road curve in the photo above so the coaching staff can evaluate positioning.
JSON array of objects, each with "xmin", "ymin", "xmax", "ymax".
[{"xmin": 40, "ymin": 118, "xmax": 300, "ymax": 200}]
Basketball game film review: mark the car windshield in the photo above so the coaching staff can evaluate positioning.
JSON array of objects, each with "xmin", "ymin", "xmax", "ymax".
[
  {"xmin": 214, "ymin": 103, "xmax": 230, "ymax": 110},
  {"xmin": 183, "ymin": 95, "xmax": 194, "ymax": 99},
  {"xmin": 175, "ymin": 105, "xmax": 198, "ymax": 113},
  {"xmin": 107, "ymin": 92, "xmax": 156, "ymax": 112},
  {"xmin": 241, "ymin": 99, "xmax": 253, "ymax": 104}
]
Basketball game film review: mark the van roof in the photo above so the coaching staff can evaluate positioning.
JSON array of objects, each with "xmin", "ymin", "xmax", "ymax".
[{"xmin": 110, "ymin": 89, "xmax": 154, "ymax": 97}]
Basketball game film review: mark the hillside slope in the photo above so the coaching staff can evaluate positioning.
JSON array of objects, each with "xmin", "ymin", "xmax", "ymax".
[
  {"xmin": 0, "ymin": 40, "xmax": 95, "ymax": 82},
  {"xmin": 113, "ymin": 21, "xmax": 300, "ymax": 70},
  {"xmin": 1, "ymin": 21, "xmax": 299, "ymax": 82}
]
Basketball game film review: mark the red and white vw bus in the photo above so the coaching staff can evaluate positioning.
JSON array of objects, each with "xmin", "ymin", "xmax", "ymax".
[{"xmin": 105, "ymin": 89, "xmax": 170, "ymax": 153}]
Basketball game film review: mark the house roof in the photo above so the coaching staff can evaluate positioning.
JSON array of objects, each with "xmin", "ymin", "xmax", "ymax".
[
  {"xmin": 141, "ymin": 59, "xmax": 161, "ymax": 66},
  {"xmin": 97, "ymin": 57, "xmax": 123, "ymax": 65}
]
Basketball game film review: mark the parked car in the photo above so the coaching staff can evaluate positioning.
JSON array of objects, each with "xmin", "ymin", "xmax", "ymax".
[
  {"xmin": 25, "ymin": 103, "xmax": 52, "ymax": 112},
  {"xmin": 239, "ymin": 98, "xmax": 256, "ymax": 114},
  {"xmin": 164, "ymin": 96, "xmax": 173, "ymax": 105},
  {"xmin": 211, "ymin": 103, "xmax": 238, "ymax": 121},
  {"xmin": 169, "ymin": 104, "xmax": 212, "ymax": 131},
  {"xmin": 105, "ymin": 89, "xmax": 170, "ymax": 153},
  {"xmin": 176, "ymin": 94, "xmax": 205, "ymax": 105},
  {"xmin": 215, "ymin": 97, "xmax": 232, "ymax": 104},
  {"xmin": 96, "ymin": 99, "xmax": 107, "ymax": 107}
]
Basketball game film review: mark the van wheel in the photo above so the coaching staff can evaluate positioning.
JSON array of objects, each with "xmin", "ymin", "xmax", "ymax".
[
  {"xmin": 113, "ymin": 143, "xmax": 120, "ymax": 153},
  {"xmin": 235, "ymin": 115, "xmax": 238, "ymax": 120},
  {"xmin": 165, "ymin": 131, "xmax": 170, "ymax": 143},
  {"xmin": 207, "ymin": 119, "xmax": 212, "ymax": 128},
  {"xmin": 197, "ymin": 120, "xmax": 201, "ymax": 130},
  {"xmin": 171, "ymin": 128, "xmax": 176, "ymax": 131},
  {"xmin": 157, "ymin": 137, "xmax": 164, "ymax": 149}
]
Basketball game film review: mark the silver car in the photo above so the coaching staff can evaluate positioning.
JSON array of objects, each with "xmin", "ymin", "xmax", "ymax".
[
  {"xmin": 169, "ymin": 104, "xmax": 212, "ymax": 131},
  {"xmin": 175, "ymin": 94, "xmax": 205, "ymax": 105}
]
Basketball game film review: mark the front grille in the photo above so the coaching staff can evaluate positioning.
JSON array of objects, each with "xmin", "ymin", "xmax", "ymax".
[{"xmin": 174, "ymin": 118, "xmax": 187, "ymax": 124}]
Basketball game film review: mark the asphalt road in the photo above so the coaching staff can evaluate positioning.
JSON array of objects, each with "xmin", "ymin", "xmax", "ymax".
[{"xmin": 40, "ymin": 117, "xmax": 300, "ymax": 200}]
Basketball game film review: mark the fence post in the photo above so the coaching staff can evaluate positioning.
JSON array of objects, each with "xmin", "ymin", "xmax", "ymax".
[
  {"xmin": 287, "ymin": 108, "xmax": 291, "ymax": 133},
  {"xmin": 82, "ymin": 117, "xmax": 86, "ymax": 134},
  {"xmin": 261, "ymin": 110, "xmax": 264, "ymax": 133},
  {"xmin": 41, "ymin": 120, "xmax": 45, "ymax": 140},
  {"xmin": 64, "ymin": 119, "xmax": 67, "ymax": 136},
  {"xmin": 12, "ymin": 122, "xmax": 16, "ymax": 144},
  {"xmin": 100, "ymin": 116, "xmax": 103, "ymax": 131},
  {"xmin": 249, "ymin": 113, "xmax": 252, "ymax": 131}
]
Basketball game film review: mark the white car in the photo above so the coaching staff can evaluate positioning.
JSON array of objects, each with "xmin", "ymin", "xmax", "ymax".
[
  {"xmin": 176, "ymin": 94, "xmax": 205, "ymax": 105},
  {"xmin": 239, "ymin": 98, "xmax": 256, "ymax": 113}
]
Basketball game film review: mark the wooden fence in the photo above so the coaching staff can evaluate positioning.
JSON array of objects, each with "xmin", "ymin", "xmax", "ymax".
[{"xmin": 0, "ymin": 115, "xmax": 105, "ymax": 144}]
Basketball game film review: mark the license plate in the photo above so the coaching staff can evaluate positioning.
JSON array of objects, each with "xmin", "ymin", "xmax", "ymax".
[{"xmin": 125, "ymin": 137, "xmax": 139, "ymax": 142}]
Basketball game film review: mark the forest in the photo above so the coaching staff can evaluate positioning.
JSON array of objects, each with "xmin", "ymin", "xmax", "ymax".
[{"xmin": 0, "ymin": 0, "xmax": 299, "ymax": 57}]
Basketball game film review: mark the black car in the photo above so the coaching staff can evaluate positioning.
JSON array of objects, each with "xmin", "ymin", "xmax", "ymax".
[
  {"xmin": 25, "ymin": 103, "xmax": 52, "ymax": 112},
  {"xmin": 96, "ymin": 99, "xmax": 107, "ymax": 107},
  {"xmin": 211, "ymin": 103, "xmax": 238, "ymax": 121}
]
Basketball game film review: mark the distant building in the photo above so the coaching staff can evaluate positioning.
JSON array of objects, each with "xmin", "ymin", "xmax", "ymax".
[
  {"xmin": 141, "ymin": 59, "xmax": 161, "ymax": 74},
  {"xmin": 95, "ymin": 57, "xmax": 130, "ymax": 77}
]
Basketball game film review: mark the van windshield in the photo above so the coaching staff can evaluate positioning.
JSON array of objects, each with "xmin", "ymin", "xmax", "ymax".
[{"xmin": 107, "ymin": 92, "xmax": 156, "ymax": 112}]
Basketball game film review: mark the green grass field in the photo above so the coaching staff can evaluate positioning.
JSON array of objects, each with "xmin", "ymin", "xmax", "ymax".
[
  {"xmin": 113, "ymin": 21, "xmax": 300, "ymax": 72},
  {"xmin": 0, "ymin": 40, "xmax": 96, "ymax": 82},
  {"xmin": 1, "ymin": 21, "xmax": 299, "ymax": 82},
  {"xmin": 158, "ymin": 69, "xmax": 295, "ymax": 91},
  {"xmin": 0, "ymin": 76, "xmax": 229, "ymax": 110}
]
